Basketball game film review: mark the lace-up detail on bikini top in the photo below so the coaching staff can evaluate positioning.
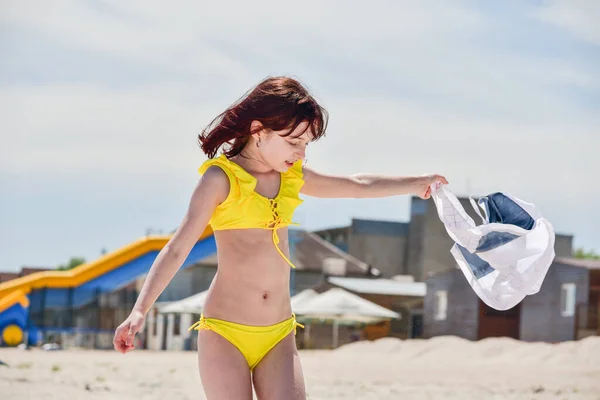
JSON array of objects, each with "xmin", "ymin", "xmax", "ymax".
[{"xmin": 198, "ymin": 154, "xmax": 304, "ymax": 268}]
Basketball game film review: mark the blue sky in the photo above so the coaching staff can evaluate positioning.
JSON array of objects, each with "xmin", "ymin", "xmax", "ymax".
[{"xmin": 1, "ymin": 0, "xmax": 599, "ymax": 272}]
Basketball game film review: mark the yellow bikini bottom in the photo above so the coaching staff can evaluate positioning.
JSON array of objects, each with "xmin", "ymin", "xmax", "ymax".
[{"xmin": 188, "ymin": 314, "xmax": 304, "ymax": 371}]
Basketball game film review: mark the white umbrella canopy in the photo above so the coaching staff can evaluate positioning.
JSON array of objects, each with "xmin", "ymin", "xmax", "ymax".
[
  {"xmin": 158, "ymin": 290, "xmax": 209, "ymax": 314},
  {"xmin": 293, "ymin": 288, "xmax": 401, "ymax": 321},
  {"xmin": 291, "ymin": 289, "xmax": 319, "ymax": 311},
  {"xmin": 293, "ymin": 288, "xmax": 401, "ymax": 348}
]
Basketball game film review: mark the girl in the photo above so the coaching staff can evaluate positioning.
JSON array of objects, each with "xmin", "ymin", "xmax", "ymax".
[{"xmin": 113, "ymin": 76, "xmax": 448, "ymax": 399}]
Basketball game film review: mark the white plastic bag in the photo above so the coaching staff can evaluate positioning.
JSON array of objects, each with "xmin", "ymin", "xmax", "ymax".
[{"xmin": 430, "ymin": 182, "xmax": 556, "ymax": 310}]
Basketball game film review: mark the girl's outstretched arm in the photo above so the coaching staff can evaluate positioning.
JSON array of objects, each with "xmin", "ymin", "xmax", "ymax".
[
  {"xmin": 301, "ymin": 166, "xmax": 448, "ymax": 199},
  {"xmin": 114, "ymin": 166, "xmax": 229, "ymax": 353},
  {"xmin": 131, "ymin": 166, "xmax": 229, "ymax": 315}
]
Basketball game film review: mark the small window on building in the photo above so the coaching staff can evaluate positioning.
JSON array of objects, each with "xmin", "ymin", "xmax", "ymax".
[
  {"xmin": 560, "ymin": 283, "xmax": 576, "ymax": 317},
  {"xmin": 434, "ymin": 290, "xmax": 448, "ymax": 321}
]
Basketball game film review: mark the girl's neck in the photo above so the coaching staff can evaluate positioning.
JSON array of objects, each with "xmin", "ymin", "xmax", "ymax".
[{"xmin": 234, "ymin": 146, "xmax": 273, "ymax": 174}]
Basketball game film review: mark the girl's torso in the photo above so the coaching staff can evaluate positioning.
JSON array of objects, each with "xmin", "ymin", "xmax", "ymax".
[
  {"xmin": 202, "ymin": 228, "xmax": 294, "ymax": 325},
  {"xmin": 198, "ymin": 155, "xmax": 304, "ymax": 325}
]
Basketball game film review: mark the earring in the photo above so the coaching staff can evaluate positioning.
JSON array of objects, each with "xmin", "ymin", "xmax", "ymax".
[{"xmin": 256, "ymin": 137, "xmax": 261, "ymax": 147}]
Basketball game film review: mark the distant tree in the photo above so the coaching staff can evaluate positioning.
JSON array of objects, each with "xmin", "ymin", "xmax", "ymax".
[
  {"xmin": 573, "ymin": 247, "xmax": 600, "ymax": 260},
  {"xmin": 57, "ymin": 257, "xmax": 86, "ymax": 271}
]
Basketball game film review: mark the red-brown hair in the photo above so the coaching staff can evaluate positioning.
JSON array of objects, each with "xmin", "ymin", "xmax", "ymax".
[{"xmin": 198, "ymin": 76, "xmax": 328, "ymax": 158}]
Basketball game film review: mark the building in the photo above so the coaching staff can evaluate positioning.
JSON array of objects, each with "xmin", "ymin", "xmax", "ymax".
[
  {"xmin": 314, "ymin": 219, "xmax": 409, "ymax": 278},
  {"xmin": 558, "ymin": 257, "xmax": 600, "ymax": 339},
  {"xmin": 315, "ymin": 197, "xmax": 574, "ymax": 282},
  {"xmin": 423, "ymin": 257, "xmax": 600, "ymax": 342}
]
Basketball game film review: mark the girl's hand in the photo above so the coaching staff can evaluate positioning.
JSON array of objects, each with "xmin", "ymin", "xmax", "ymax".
[
  {"xmin": 113, "ymin": 309, "xmax": 145, "ymax": 354},
  {"xmin": 416, "ymin": 174, "xmax": 449, "ymax": 199}
]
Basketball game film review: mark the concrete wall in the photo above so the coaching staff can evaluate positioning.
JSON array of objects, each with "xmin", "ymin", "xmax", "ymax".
[
  {"xmin": 313, "ymin": 227, "xmax": 350, "ymax": 253},
  {"xmin": 554, "ymin": 234, "xmax": 573, "ymax": 258},
  {"xmin": 406, "ymin": 196, "xmax": 472, "ymax": 281},
  {"xmin": 191, "ymin": 265, "xmax": 217, "ymax": 293},
  {"xmin": 153, "ymin": 264, "xmax": 217, "ymax": 304},
  {"xmin": 520, "ymin": 264, "xmax": 589, "ymax": 342},
  {"xmin": 349, "ymin": 234, "xmax": 406, "ymax": 278},
  {"xmin": 404, "ymin": 199, "xmax": 427, "ymax": 280},
  {"xmin": 421, "ymin": 196, "xmax": 485, "ymax": 281},
  {"xmin": 293, "ymin": 271, "xmax": 324, "ymax": 294},
  {"xmin": 423, "ymin": 269, "xmax": 479, "ymax": 340},
  {"xmin": 157, "ymin": 268, "xmax": 195, "ymax": 302},
  {"xmin": 347, "ymin": 219, "xmax": 409, "ymax": 278}
]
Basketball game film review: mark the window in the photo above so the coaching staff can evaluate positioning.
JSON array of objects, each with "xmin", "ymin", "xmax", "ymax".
[
  {"xmin": 434, "ymin": 291, "xmax": 448, "ymax": 321},
  {"xmin": 561, "ymin": 283, "xmax": 576, "ymax": 317},
  {"xmin": 173, "ymin": 314, "xmax": 181, "ymax": 335}
]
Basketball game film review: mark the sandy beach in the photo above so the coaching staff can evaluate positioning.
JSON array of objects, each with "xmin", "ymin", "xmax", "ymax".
[{"xmin": 1, "ymin": 336, "xmax": 599, "ymax": 400}]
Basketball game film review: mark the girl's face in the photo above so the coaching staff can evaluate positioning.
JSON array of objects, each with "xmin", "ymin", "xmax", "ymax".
[{"xmin": 255, "ymin": 121, "xmax": 314, "ymax": 172}]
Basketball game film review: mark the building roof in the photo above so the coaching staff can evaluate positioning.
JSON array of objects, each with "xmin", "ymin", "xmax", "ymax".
[
  {"xmin": 19, "ymin": 267, "xmax": 53, "ymax": 276},
  {"xmin": 0, "ymin": 267, "xmax": 54, "ymax": 283},
  {"xmin": 313, "ymin": 218, "xmax": 409, "ymax": 237},
  {"xmin": 294, "ymin": 230, "xmax": 376, "ymax": 275},
  {"xmin": 327, "ymin": 276, "xmax": 426, "ymax": 297},
  {"xmin": 0, "ymin": 272, "xmax": 19, "ymax": 283},
  {"xmin": 351, "ymin": 218, "xmax": 409, "ymax": 237},
  {"xmin": 312, "ymin": 226, "xmax": 350, "ymax": 235},
  {"xmin": 554, "ymin": 257, "xmax": 600, "ymax": 270}
]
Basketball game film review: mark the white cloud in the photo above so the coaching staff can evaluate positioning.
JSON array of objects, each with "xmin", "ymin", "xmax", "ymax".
[
  {"xmin": 3, "ymin": 84, "xmax": 597, "ymax": 201},
  {"xmin": 1, "ymin": 1, "xmax": 599, "ymax": 270},
  {"xmin": 1, "ymin": 2, "xmax": 252, "ymax": 81},
  {"xmin": 0, "ymin": 84, "xmax": 201, "ymax": 173},
  {"xmin": 534, "ymin": 0, "xmax": 600, "ymax": 46}
]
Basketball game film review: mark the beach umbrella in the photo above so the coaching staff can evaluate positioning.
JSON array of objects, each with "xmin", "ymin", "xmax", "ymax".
[
  {"xmin": 294, "ymin": 288, "xmax": 401, "ymax": 347},
  {"xmin": 291, "ymin": 289, "xmax": 318, "ymax": 310}
]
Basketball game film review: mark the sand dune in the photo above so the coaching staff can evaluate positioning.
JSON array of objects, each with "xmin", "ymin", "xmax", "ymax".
[{"xmin": 1, "ymin": 336, "xmax": 599, "ymax": 399}]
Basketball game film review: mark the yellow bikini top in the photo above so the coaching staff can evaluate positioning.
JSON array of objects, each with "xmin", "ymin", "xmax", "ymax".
[{"xmin": 198, "ymin": 154, "xmax": 304, "ymax": 268}]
